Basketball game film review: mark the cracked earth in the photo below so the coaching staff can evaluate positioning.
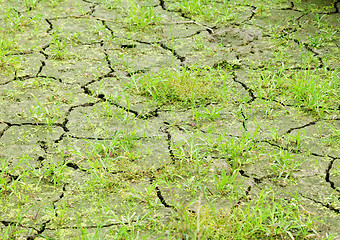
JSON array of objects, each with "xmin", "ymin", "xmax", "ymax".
[{"xmin": 0, "ymin": 0, "xmax": 340, "ymax": 239}]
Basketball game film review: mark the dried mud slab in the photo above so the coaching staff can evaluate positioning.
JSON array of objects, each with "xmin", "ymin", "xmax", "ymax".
[
  {"xmin": 0, "ymin": 77, "xmax": 91, "ymax": 123},
  {"xmin": 105, "ymin": 41, "xmax": 179, "ymax": 72},
  {"xmin": 41, "ymin": 44, "xmax": 110, "ymax": 85},
  {"xmin": 0, "ymin": 125, "xmax": 63, "ymax": 171}
]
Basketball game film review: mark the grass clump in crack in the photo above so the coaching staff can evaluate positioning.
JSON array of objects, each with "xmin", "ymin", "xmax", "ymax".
[
  {"xmin": 169, "ymin": 0, "xmax": 234, "ymax": 24},
  {"xmin": 126, "ymin": 0, "xmax": 162, "ymax": 31},
  {"xmin": 130, "ymin": 66, "xmax": 229, "ymax": 107},
  {"xmin": 169, "ymin": 189, "xmax": 320, "ymax": 239},
  {"xmin": 253, "ymin": 67, "xmax": 340, "ymax": 117}
]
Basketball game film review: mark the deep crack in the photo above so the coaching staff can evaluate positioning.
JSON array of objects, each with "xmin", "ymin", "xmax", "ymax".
[
  {"xmin": 286, "ymin": 120, "xmax": 317, "ymax": 134},
  {"xmin": 150, "ymin": 177, "xmax": 174, "ymax": 208},
  {"xmin": 159, "ymin": 43, "xmax": 186, "ymax": 62},
  {"xmin": 325, "ymin": 158, "xmax": 340, "ymax": 195},
  {"xmin": 161, "ymin": 122, "xmax": 176, "ymax": 164},
  {"xmin": 302, "ymin": 195, "xmax": 340, "ymax": 214}
]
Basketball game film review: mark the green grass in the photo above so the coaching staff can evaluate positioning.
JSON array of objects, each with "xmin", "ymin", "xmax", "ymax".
[
  {"xmin": 169, "ymin": 0, "xmax": 234, "ymax": 24},
  {"xmin": 268, "ymin": 148, "xmax": 304, "ymax": 179},
  {"xmin": 126, "ymin": 0, "xmax": 162, "ymax": 31},
  {"xmin": 49, "ymin": 31, "xmax": 69, "ymax": 60},
  {"xmin": 253, "ymin": 67, "xmax": 340, "ymax": 117},
  {"xmin": 0, "ymin": 0, "xmax": 339, "ymax": 239},
  {"xmin": 168, "ymin": 189, "xmax": 319, "ymax": 239},
  {"xmin": 129, "ymin": 66, "xmax": 230, "ymax": 107},
  {"xmin": 0, "ymin": 32, "xmax": 19, "ymax": 74},
  {"xmin": 29, "ymin": 94, "xmax": 64, "ymax": 126}
]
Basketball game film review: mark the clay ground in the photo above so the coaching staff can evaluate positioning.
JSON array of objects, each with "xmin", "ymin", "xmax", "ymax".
[{"xmin": 0, "ymin": 0, "xmax": 340, "ymax": 239}]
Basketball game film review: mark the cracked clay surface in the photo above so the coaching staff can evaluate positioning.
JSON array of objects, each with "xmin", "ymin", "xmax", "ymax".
[{"xmin": 0, "ymin": 0, "xmax": 339, "ymax": 239}]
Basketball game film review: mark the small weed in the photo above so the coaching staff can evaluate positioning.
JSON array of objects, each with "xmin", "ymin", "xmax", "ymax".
[
  {"xmin": 1, "ymin": 89, "xmax": 21, "ymax": 102},
  {"xmin": 268, "ymin": 149, "xmax": 303, "ymax": 179},
  {"xmin": 286, "ymin": 130, "xmax": 305, "ymax": 151},
  {"xmin": 201, "ymin": 105, "xmax": 222, "ymax": 121},
  {"xmin": 232, "ymin": 189, "xmax": 318, "ymax": 239},
  {"xmin": 320, "ymin": 122, "xmax": 340, "ymax": 148},
  {"xmin": 53, "ymin": 201, "xmax": 69, "ymax": 226},
  {"xmin": 181, "ymin": 175, "xmax": 206, "ymax": 196},
  {"xmin": 0, "ymin": 35, "xmax": 19, "ymax": 73},
  {"xmin": 193, "ymin": 35, "xmax": 206, "ymax": 51},
  {"xmin": 40, "ymin": 159, "xmax": 68, "ymax": 186},
  {"xmin": 218, "ymin": 126, "xmax": 259, "ymax": 170},
  {"xmin": 172, "ymin": 131, "xmax": 207, "ymax": 165},
  {"xmin": 90, "ymin": 168, "xmax": 124, "ymax": 193},
  {"xmin": 23, "ymin": 0, "xmax": 38, "ymax": 10},
  {"xmin": 252, "ymin": 66, "xmax": 288, "ymax": 100},
  {"xmin": 314, "ymin": 13, "xmax": 325, "ymax": 29},
  {"xmin": 267, "ymin": 125, "xmax": 281, "ymax": 142},
  {"xmin": 213, "ymin": 169, "xmax": 242, "ymax": 196},
  {"xmin": 169, "ymin": 0, "xmax": 234, "ymax": 24},
  {"xmin": 126, "ymin": 0, "xmax": 162, "ymax": 31},
  {"xmin": 49, "ymin": 31, "xmax": 69, "ymax": 60},
  {"xmin": 83, "ymin": 113, "xmax": 94, "ymax": 130},
  {"xmin": 269, "ymin": 22, "xmax": 282, "ymax": 39},
  {"xmin": 3, "ymin": 8, "xmax": 25, "ymax": 31},
  {"xmin": 101, "ymin": 101, "xmax": 115, "ymax": 119},
  {"xmin": 190, "ymin": 105, "xmax": 222, "ymax": 127},
  {"xmin": 82, "ymin": 134, "xmax": 122, "ymax": 160},
  {"xmin": 29, "ymin": 95, "xmax": 63, "ymax": 126},
  {"xmin": 309, "ymin": 14, "xmax": 338, "ymax": 48}
]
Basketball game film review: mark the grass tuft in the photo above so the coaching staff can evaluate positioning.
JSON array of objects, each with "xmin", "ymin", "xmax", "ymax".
[
  {"xmin": 170, "ymin": 189, "xmax": 320, "ymax": 239},
  {"xmin": 130, "ymin": 66, "xmax": 229, "ymax": 107}
]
